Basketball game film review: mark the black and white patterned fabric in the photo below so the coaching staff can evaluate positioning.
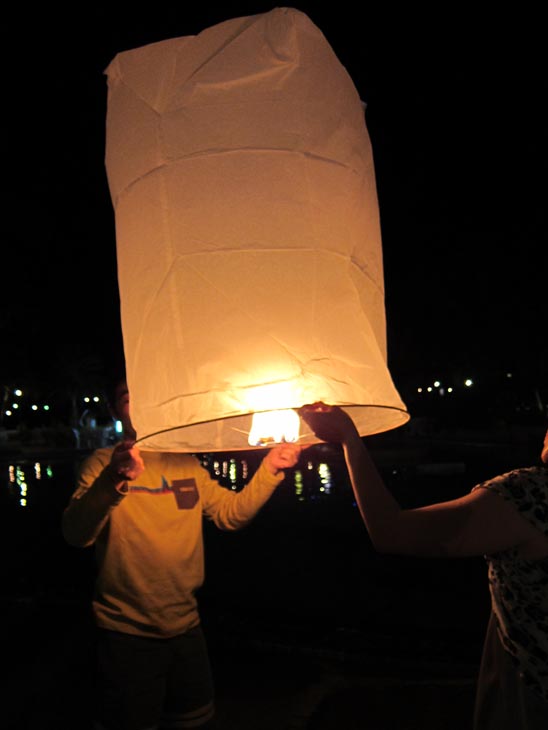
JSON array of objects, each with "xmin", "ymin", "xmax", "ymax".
[{"xmin": 473, "ymin": 466, "xmax": 548, "ymax": 702}]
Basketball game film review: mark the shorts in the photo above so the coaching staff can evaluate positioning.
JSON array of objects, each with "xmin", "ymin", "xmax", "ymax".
[{"xmin": 94, "ymin": 625, "xmax": 215, "ymax": 730}]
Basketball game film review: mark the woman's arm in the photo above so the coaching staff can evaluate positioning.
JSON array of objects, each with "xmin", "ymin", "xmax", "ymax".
[{"xmin": 300, "ymin": 404, "xmax": 543, "ymax": 557}]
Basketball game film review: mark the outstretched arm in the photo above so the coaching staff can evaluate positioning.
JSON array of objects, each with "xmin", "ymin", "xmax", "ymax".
[
  {"xmin": 200, "ymin": 442, "xmax": 301, "ymax": 530},
  {"xmin": 299, "ymin": 404, "xmax": 542, "ymax": 558}
]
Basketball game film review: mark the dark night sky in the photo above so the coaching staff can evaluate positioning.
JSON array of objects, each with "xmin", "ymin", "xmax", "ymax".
[{"xmin": 3, "ymin": 3, "xmax": 546, "ymax": 402}]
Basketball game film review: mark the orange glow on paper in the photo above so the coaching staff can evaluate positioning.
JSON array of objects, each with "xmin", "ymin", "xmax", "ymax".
[{"xmin": 105, "ymin": 8, "xmax": 409, "ymax": 452}]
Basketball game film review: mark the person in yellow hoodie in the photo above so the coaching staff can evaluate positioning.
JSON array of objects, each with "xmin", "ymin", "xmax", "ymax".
[
  {"xmin": 299, "ymin": 403, "xmax": 548, "ymax": 730},
  {"xmin": 63, "ymin": 378, "xmax": 301, "ymax": 730}
]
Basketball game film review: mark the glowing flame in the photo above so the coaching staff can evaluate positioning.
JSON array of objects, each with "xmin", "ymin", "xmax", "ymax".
[
  {"xmin": 245, "ymin": 382, "xmax": 301, "ymax": 447},
  {"xmin": 248, "ymin": 409, "xmax": 300, "ymax": 447}
]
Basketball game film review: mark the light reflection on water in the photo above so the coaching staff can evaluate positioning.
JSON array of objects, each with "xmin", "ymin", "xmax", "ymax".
[
  {"xmin": 1, "ymin": 451, "xmax": 341, "ymax": 511},
  {"xmin": 6, "ymin": 461, "xmax": 56, "ymax": 508},
  {"xmin": 197, "ymin": 453, "xmax": 335, "ymax": 501}
]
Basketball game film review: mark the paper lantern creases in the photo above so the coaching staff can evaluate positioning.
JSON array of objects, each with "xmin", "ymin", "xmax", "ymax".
[{"xmin": 105, "ymin": 7, "xmax": 409, "ymax": 451}]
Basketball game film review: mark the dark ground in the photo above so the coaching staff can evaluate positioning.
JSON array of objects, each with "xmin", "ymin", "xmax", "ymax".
[{"xmin": 2, "ymin": 588, "xmax": 481, "ymax": 730}]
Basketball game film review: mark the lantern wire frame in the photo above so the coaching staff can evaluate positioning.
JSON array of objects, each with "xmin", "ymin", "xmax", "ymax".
[{"xmin": 133, "ymin": 403, "xmax": 410, "ymax": 452}]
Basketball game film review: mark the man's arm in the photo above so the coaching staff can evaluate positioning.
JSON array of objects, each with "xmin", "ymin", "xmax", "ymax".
[
  {"xmin": 299, "ymin": 404, "xmax": 542, "ymax": 558},
  {"xmin": 62, "ymin": 442, "xmax": 144, "ymax": 547},
  {"xmin": 200, "ymin": 442, "xmax": 301, "ymax": 530}
]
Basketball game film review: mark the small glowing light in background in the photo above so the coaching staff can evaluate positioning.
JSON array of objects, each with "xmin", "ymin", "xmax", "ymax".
[
  {"xmin": 318, "ymin": 463, "xmax": 332, "ymax": 495},
  {"xmin": 9, "ymin": 465, "xmax": 15, "ymax": 483},
  {"xmin": 84, "ymin": 397, "xmax": 90, "ymax": 403},
  {"xmin": 93, "ymin": 396, "xmax": 100, "ymax": 403},
  {"xmin": 465, "ymin": 379, "xmax": 473, "ymax": 387},
  {"xmin": 12, "ymin": 403, "xmax": 19, "ymax": 409},
  {"xmin": 43, "ymin": 405, "xmax": 50, "ymax": 411},
  {"xmin": 46, "ymin": 466, "xmax": 53, "ymax": 478},
  {"xmin": 427, "ymin": 387, "xmax": 433, "ymax": 393},
  {"xmin": 115, "ymin": 420, "xmax": 123, "ymax": 434},
  {"xmin": 35, "ymin": 462, "xmax": 42, "ymax": 480},
  {"xmin": 31, "ymin": 404, "xmax": 38, "ymax": 411},
  {"xmin": 229, "ymin": 459, "xmax": 237, "ymax": 490},
  {"xmin": 447, "ymin": 387, "xmax": 453, "ymax": 393},
  {"xmin": 506, "ymin": 372, "xmax": 513, "ymax": 379},
  {"xmin": 294, "ymin": 470, "xmax": 304, "ymax": 501},
  {"xmin": 15, "ymin": 466, "xmax": 28, "ymax": 508},
  {"xmin": 434, "ymin": 381, "xmax": 441, "ymax": 388},
  {"xmin": 417, "ymin": 388, "xmax": 423, "ymax": 393},
  {"xmin": 14, "ymin": 389, "xmax": 22, "ymax": 396},
  {"xmin": 5, "ymin": 410, "xmax": 12, "ymax": 417}
]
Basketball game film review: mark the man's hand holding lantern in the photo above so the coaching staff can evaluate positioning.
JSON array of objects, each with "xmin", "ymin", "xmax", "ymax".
[
  {"xmin": 264, "ymin": 442, "xmax": 302, "ymax": 476},
  {"xmin": 108, "ymin": 440, "xmax": 145, "ymax": 483}
]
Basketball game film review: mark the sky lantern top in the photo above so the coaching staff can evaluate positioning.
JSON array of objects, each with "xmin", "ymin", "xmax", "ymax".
[{"xmin": 105, "ymin": 7, "xmax": 410, "ymax": 452}]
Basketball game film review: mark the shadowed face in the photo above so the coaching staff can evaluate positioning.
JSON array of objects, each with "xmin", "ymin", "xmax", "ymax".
[{"xmin": 111, "ymin": 381, "xmax": 136, "ymax": 441}]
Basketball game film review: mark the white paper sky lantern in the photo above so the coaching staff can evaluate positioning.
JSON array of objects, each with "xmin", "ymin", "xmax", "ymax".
[{"xmin": 104, "ymin": 7, "xmax": 409, "ymax": 452}]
